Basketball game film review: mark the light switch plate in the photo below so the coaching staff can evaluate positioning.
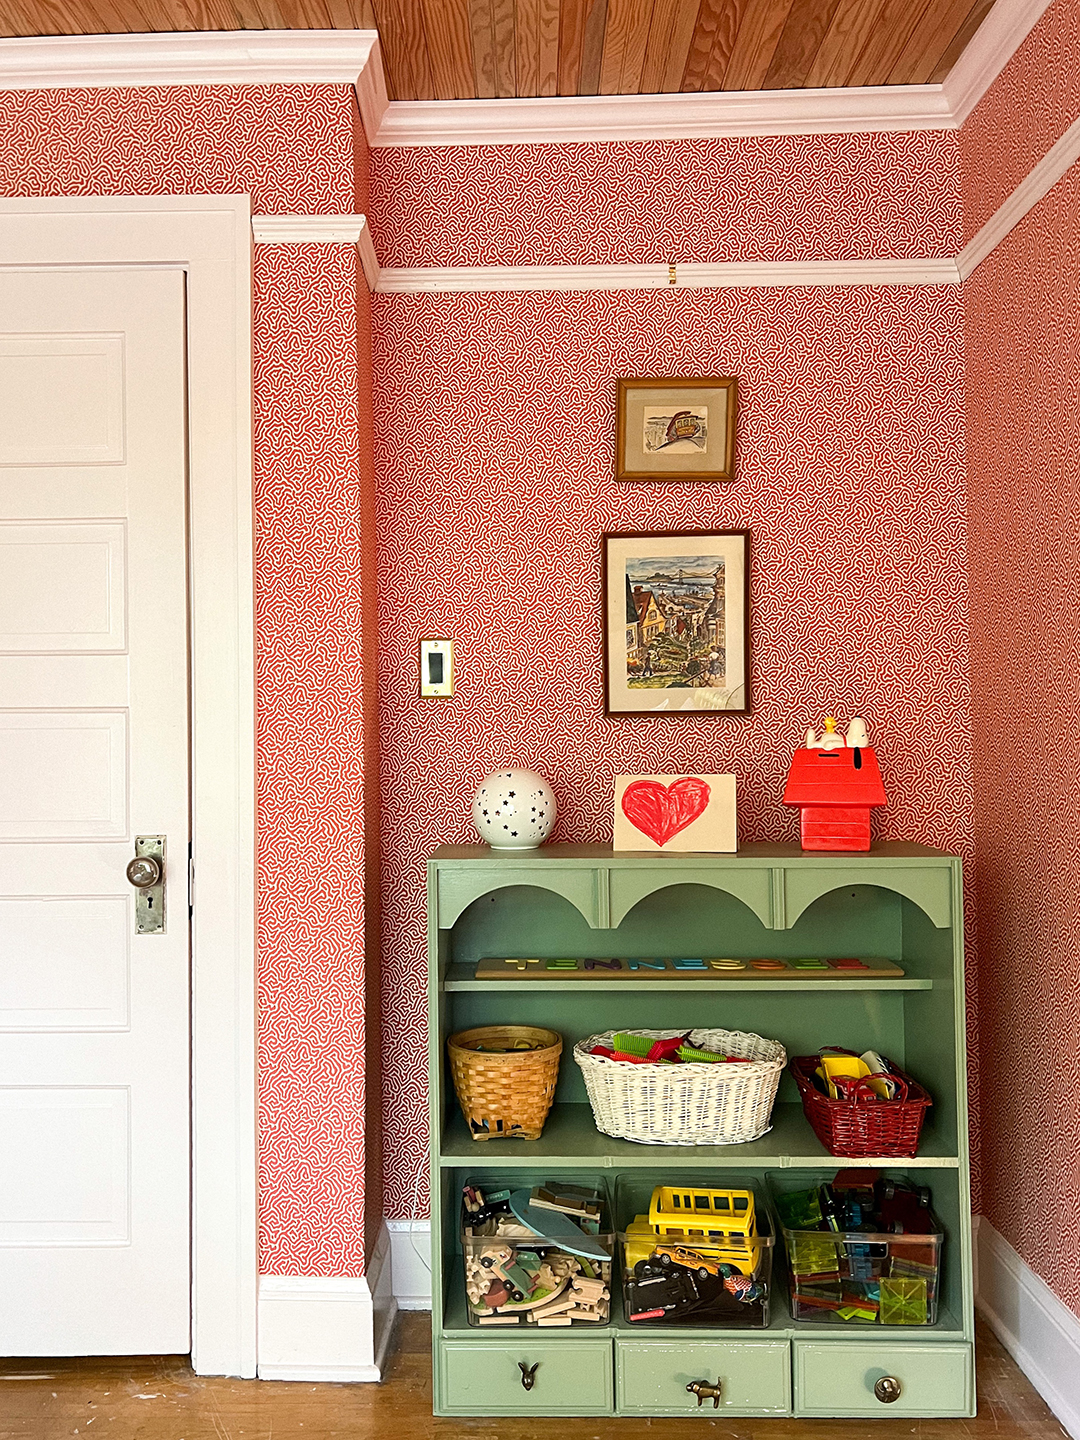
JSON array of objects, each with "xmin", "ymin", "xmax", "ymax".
[{"xmin": 420, "ymin": 637, "xmax": 454, "ymax": 697}]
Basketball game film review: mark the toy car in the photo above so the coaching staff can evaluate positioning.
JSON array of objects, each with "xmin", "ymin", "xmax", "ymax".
[
  {"xmin": 625, "ymin": 1264, "xmax": 699, "ymax": 1321},
  {"xmin": 653, "ymin": 1244, "xmax": 734, "ymax": 1281},
  {"xmin": 478, "ymin": 1243, "xmax": 543, "ymax": 1302}
]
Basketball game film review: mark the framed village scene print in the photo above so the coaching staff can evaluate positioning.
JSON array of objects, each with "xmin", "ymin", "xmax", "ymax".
[
  {"xmin": 603, "ymin": 531, "xmax": 749, "ymax": 714},
  {"xmin": 616, "ymin": 376, "xmax": 736, "ymax": 481}
]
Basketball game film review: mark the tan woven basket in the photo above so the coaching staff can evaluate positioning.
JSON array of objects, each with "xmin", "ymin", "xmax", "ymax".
[
  {"xmin": 574, "ymin": 1028, "xmax": 786, "ymax": 1146},
  {"xmin": 448, "ymin": 1025, "xmax": 562, "ymax": 1142}
]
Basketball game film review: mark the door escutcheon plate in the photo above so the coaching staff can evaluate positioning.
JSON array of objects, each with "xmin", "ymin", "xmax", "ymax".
[{"xmin": 132, "ymin": 835, "xmax": 166, "ymax": 935}]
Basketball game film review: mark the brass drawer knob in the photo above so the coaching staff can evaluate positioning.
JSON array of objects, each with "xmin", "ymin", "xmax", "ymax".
[
  {"xmin": 687, "ymin": 1378, "xmax": 723, "ymax": 1408},
  {"xmin": 518, "ymin": 1361, "xmax": 539, "ymax": 1391},
  {"xmin": 874, "ymin": 1375, "xmax": 903, "ymax": 1404}
]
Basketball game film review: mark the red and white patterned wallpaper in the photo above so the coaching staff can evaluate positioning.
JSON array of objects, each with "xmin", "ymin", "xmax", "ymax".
[
  {"xmin": 965, "ymin": 134, "xmax": 1080, "ymax": 1313},
  {"xmin": 372, "ymin": 283, "xmax": 975, "ymax": 1216},
  {"xmin": 0, "ymin": 83, "xmax": 356, "ymax": 214},
  {"xmin": 369, "ymin": 130, "xmax": 962, "ymax": 267},
  {"xmin": 0, "ymin": 84, "xmax": 375, "ymax": 1277},
  {"xmin": 960, "ymin": 0, "xmax": 1080, "ymax": 243}
]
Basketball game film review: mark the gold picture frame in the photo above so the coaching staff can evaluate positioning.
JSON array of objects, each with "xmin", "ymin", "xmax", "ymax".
[{"xmin": 616, "ymin": 376, "xmax": 737, "ymax": 482}]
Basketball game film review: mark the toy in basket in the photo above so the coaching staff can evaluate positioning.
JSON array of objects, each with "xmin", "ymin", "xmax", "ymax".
[
  {"xmin": 770, "ymin": 1171, "xmax": 943, "ymax": 1325},
  {"xmin": 461, "ymin": 1180, "xmax": 613, "ymax": 1327},
  {"xmin": 620, "ymin": 1181, "xmax": 773, "ymax": 1327},
  {"xmin": 792, "ymin": 1048, "xmax": 931, "ymax": 1157},
  {"xmin": 574, "ymin": 1028, "xmax": 786, "ymax": 1145}
]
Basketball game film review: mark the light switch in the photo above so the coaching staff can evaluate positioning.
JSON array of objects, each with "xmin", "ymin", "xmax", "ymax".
[{"xmin": 420, "ymin": 638, "xmax": 454, "ymax": 697}]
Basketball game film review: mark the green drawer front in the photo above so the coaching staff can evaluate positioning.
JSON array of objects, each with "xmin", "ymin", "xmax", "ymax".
[
  {"xmin": 617, "ymin": 1339, "xmax": 791, "ymax": 1416},
  {"xmin": 439, "ymin": 1338, "xmax": 613, "ymax": 1416},
  {"xmin": 794, "ymin": 1342, "xmax": 973, "ymax": 1417}
]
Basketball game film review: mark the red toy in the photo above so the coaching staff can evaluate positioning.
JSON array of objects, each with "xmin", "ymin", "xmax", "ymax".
[{"xmin": 782, "ymin": 717, "xmax": 886, "ymax": 852}]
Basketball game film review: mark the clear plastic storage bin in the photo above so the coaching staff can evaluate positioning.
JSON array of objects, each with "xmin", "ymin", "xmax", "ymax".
[
  {"xmin": 769, "ymin": 1173, "xmax": 944, "ymax": 1326},
  {"xmin": 461, "ymin": 1175, "xmax": 614, "ymax": 1328},
  {"xmin": 616, "ymin": 1173, "xmax": 773, "ymax": 1328}
]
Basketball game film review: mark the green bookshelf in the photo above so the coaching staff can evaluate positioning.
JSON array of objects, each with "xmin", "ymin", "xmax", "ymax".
[{"xmin": 426, "ymin": 843, "xmax": 974, "ymax": 1418}]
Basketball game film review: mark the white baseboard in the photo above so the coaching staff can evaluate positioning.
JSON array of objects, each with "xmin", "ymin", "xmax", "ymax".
[
  {"xmin": 257, "ymin": 1225, "xmax": 397, "ymax": 1382},
  {"xmin": 976, "ymin": 1215, "xmax": 1080, "ymax": 1438},
  {"xmin": 387, "ymin": 1219, "xmax": 432, "ymax": 1310}
]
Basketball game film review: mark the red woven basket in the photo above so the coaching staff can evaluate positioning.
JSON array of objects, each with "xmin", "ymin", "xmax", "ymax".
[{"xmin": 791, "ymin": 1056, "xmax": 932, "ymax": 1158}]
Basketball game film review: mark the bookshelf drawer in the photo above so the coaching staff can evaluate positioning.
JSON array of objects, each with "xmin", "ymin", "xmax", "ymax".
[
  {"xmin": 794, "ymin": 1341, "xmax": 973, "ymax": 1416},
  {"xmin": 616, "ymin": 1339, "xmax": 791, "ymax": 1416},
  {"xmin": 438, "ymin": 1338, "xmax": 613, "ymax": 1415}
]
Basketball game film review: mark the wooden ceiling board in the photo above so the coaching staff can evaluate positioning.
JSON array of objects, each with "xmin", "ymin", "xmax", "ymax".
[
  {"xmin": 490, "ymin": 0, "xmax": 517, "ymax": 95},
  {"xmin": 928, "ymin": 0, "xmax": 992, "ymax": 82},
  {"xmin": 0, "ymin": 0, "xmax": 1001, "ymax": 99},
  {"xmin": 700, "ymin": 0, "xmax": 749, "ymax": 89},
  {"xmin": 557, "ymin": 0, "xmax": 588, "ymax": 91},
  {"xmin": 419, "ymin": 0, "xmax": 473, "ymax": 98},
  {"xmin": 661, "ymin": 0, "xmax": 700, "ymax": 91},
  {"xmin": 515, "ymin": 0, "xmax": 538, "ymax": 93},
  {"xmin": 680, "ymin": 0, "xmax": 725, "ymax": 91},
  {"xmin": 638, "ymin": 0, "xmax": 680, "ymax": 93},
  {"xmin": 763, "ymin": 0, "xmax": 841, "ymax": 89},
  {"xmin": 803, "ymin": 0, "xmax": 882, "ymax": 87},
  {"xmin": 467, "ymin": 0, "xmax": 498, "ymax": 97},
  {"xmin": 537, "ymin": 0, "xmax": 559, "ymax": 93},
  {"xmin": 886, "ymin": 0, "xmax": 978, "ymax": 84},
  {"xmin": 577, "ymin": 0, "xmax": 607, "ymax": 93},
  {"xmin": 843, "ymin": 0, "xmax": 933, "ymax": 85},
  {"xmin": 723, "ymin": 0, "xmax": 796, "ymax": 90}
]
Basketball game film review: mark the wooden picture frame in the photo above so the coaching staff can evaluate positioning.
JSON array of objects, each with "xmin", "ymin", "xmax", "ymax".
[
  {"xmin": 616, "ymin": 376, "xmax": 736, "ymax": 482},
  {"xmin": 603, "ymin": 530, "xmax": 750, "ymax": 715}
]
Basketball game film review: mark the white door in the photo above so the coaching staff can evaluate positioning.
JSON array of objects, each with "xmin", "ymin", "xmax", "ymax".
[{"xmin": 0, "ymin": 267, "xmax": 190, "ymax": 1354}]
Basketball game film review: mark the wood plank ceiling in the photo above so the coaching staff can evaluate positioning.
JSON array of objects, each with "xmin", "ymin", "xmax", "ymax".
[{"xmin": 1, "ymin": 0, "xmax": 997, "ymax": 100}]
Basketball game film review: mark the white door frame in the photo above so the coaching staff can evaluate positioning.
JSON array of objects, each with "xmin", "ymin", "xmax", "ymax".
[{"xmin": 0, "ymin": 195, "xmax": 257, "ymax": 1377}]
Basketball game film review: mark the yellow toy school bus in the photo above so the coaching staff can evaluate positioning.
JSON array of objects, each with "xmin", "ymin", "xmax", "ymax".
[{"xmin": 624, "ymin": 1186, "xmax": 761, "ymax": 1276}]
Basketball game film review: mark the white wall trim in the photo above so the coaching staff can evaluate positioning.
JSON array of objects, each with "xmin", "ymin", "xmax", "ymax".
[
  {"xmin": 0, "ymin": 30, "xmax": 378, "ymax": 89},
  {"xmin": 375, "ymin": 256, "xmax": 962, "ymax": 294},
  {"xmin": 943, "ymin": 0, "xmax": 1054, "ymax": 127},
  {"xmin": 0, "ymin": 194, "xmax": 257, "ymax": 1377},
  {"xmin": 370, "ymin": 83, "xmax": 952, "ymax": 148},
  {"xmin": 976, "ymin": 1217, "xmax": 1080, "ymax": 1439},
  {"xmin": 958, "ymin": 111, "xmax": 1080, "ymax": 277},
  {"xmin": 252, "ymin": 213, "xmax": 366, "ymax": 243},
  {"xmin": 251, "ymin": 213, "xmax": 381, "ymax": 290},
  {"xmin": 387, "ymin": 1220, "xmax": 432, "ymax": 1311},
  {"xmin": 258, "ymin": 1276, "xmax": 379, "ymax": 1382}
]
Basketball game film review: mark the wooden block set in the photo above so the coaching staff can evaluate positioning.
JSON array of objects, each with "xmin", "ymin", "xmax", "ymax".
[{"xmin": 476, "ymin": 955, "xmax": 906, "ymax": 980}]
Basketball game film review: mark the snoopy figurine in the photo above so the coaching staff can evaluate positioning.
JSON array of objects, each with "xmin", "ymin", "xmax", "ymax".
[
  {"xmin": 846, "ymin": 716, "xmax": 870, "ymax": 748},
  {"xmin": 806, "ymin": 717, "xmax": 846, "ymax": 751}
]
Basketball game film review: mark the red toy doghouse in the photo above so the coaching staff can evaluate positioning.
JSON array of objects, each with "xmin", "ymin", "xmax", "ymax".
[{"xmin": 783, "ymin": 745, "xmax": 887, "ymax": 852}]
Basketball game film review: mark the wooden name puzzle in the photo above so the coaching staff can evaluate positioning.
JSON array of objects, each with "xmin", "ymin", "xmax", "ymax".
[{"xmin": 475, "ymin": 956, "xmax": 905, "ymax": 980}]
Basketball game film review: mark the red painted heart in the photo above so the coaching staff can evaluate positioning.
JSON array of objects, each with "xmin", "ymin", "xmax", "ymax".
[{"xmin": 621, "ymin": 777, "xmax": 712, "ymax": 847}]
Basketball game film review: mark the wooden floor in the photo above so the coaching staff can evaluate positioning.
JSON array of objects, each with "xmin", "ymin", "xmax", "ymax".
[{"xmin": 0, "ymin": 1315, "xmax": 1067, "ymax": 1440}]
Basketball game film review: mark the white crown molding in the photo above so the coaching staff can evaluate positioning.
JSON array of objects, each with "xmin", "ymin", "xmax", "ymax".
[
  {"xmin": 958, "ymin": 110, "xmax": 1080, "ymax": 277},
  {"xmin": 252, "ymin": 213, "xmax": 367, "ymax": 243},
  {"xmin": 977, "ymin": 1218, "xmax": 1080, "ymax": 1439},
  {"xmin": 252, "ymin": 213, "xmax": 381, "ymax": 289},
  {"xmin": 0, "ymin": 29, "xmax": 378, "ymax": 89},
  {"xmin": 355, "ymin": 34, "xmax": 389, "ymax": 144},
  {"xmin": 370, "ymin": 83, "xmax": 952, "ymax": 148},
  {"xmin": 375, "ymin": 257, "xmax": 961, "ymax": 294},
  {"xmin": 943, "ymin": 0, "xmax": 1055, "ymax": 127}
]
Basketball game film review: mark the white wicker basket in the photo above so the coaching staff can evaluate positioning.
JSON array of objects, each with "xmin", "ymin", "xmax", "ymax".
[{"xmin": 574, "ymin": 1028, "xmax": 786, "ymax": 1146}]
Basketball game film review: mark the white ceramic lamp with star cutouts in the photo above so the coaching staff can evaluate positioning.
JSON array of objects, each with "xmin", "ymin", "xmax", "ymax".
[{"xmin": 472, "ymin": 770, "xmax": 556, "ymax": 849}]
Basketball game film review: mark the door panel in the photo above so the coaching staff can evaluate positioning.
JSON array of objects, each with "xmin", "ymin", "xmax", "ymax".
[{"xmin": 0, "ymin": 268, "xmax": 190, "ymax": 1355}]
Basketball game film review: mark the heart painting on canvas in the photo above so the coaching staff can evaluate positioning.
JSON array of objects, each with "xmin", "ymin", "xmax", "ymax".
[{"xmin": 613, "ymin": 774, "xmax": 736, "ymax": 853}]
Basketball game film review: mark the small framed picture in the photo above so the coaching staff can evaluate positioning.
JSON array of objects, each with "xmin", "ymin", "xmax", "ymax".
[
  {"xmin": 616, "ymin": 376, "xmax": 736, "ymax": 482},
  {"xmin": 419, "ymin": 638, "xmax": 454, "ymax": 697},
  {"xmin": 603, "ymin": 531, "xmax": 749, "ymax": 715}
]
